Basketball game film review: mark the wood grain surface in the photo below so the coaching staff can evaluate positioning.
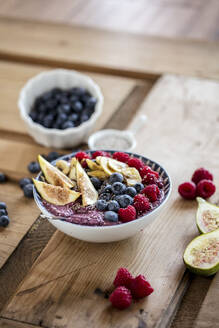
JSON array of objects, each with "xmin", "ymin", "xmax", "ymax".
[
  {"xmin": 0, "ymin": 0, "xmax": 219, "ymax": 41},
  {"xmin": 2, "ymin": 75, "xmax": 218, "ymax": 328},
  {"xmin": 0, "ymin": 60, "xmax": 138, "ymax": 136},
  {"xmin": 0, "ymin": 18, "xmax": 219, "ymax": 81}
]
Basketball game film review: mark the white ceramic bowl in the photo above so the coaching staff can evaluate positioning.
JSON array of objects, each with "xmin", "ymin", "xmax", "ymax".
[
  {"xmin": 33, "ymin": 151, "xmax": 171, "ymax": 243},
  {"xmin": 18, "ymin": 69, "xmax": 104, "ymax": 148}
]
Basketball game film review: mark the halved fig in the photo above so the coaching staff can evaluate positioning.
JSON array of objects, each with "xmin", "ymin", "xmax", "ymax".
[
  {"xmin": 183, "ymin": 229, "xmax": 219, "ymax": 276},
  {"xmin": 56, "ymin": 160, "xmax": 70, "ymax": 175},
  {"xmin": 33, "ymin": 179, "xmax": 80, "ymax": 205},
  {"xmin": 38, "ymin": 155, "xmax": 74, "ymax": 189},
  {"xmin": 121, "ymin": 167, "xmax": 142, "ymax": 186},
  {"xmin": 76, "ymin": 161, "xmax": 98, "ymax": 206},
  {"xmin": 196, "ymin": 197, "xmax": 219, "ymax": 234}
]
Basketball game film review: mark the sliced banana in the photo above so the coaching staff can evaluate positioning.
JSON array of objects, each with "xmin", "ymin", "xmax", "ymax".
[
  {"xmin": 56, "ymin": 160, "xmax": 70, "ymax": 175},
  {"xmin": 86, "ymin": 159, "xmax": 102, "ymax": 171},
  {"xmin": 121, "ymin": 167, "xmax": 142, "ymax": 186},
  {"xmin": 88, "ymin": 170, "xmax": 109, "ymax": 180}
]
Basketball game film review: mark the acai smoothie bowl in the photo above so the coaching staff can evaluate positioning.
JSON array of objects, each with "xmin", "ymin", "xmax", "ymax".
[{"xmin": 33, "ymin": 150, "xmax": 171, "ymax": 242}]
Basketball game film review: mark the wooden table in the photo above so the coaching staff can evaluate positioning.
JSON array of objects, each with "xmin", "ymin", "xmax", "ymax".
[{"xmin": 0, "ymin": 18, "xmax": 218, "ymax": 328}]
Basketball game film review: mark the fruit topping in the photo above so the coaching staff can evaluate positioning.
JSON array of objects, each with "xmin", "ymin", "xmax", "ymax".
[
  {"xmin": 108, "ymin": 200, "xmax": 120, "ymax": 212},
  {"xmin": 196, "ymin": 179, "xmax": 216, "ymax": 199},
  {"xmin": 183, "ymin": 229, "xmax": 219, "ymax": 276},
  {"xmin": 127, "ymin": 157, "xmax": 144, "ymax": 172},
  {"xmin": 109, "ymin": 172, "xmax": 124, "ymax": 184},
  {"xmin": 178, "ymin": 181, "xmax": 196, "ymax": 200},
  {"xmin": 109, "ymin": 286, "xmax": 132, "ymax": 310},
  {"xmin": 104, "ymin": 211, "xmax": 118, "ymax": 222},
  {"xmin": 96, "ymin": 199, "xmax": 108, "ymax": 211},
  {"xmin": 121, "ymin": 167, "xmax": 142, "ymax": 186},
  {"xmin": 56, "ymin": 160, "xmax": 70, "ymax": 175},
  {"xmin": 192, "ymin": 168, "xmax": 213, "ymax": 185},
  {"xmin": 90, "ymin": 177, "xmax": 102, "ymax": 190},
  {"xmin": 75, "ymin": 151, "xmax": 91, "ymax": 161},
  {"xmin": 33, "ymin": 179, "xmax": 80, "ymax": 205},
  {"xmin": 196, "ymin": 197, "xmax": 219, "ymax": 234},
  {"xmin": 76, "ymin": 161, "xmax": 98, "ymax": 206},
  {"xmin": 113, "ymin": 268, "xmax": 134, "ymax": 288},
  {"xmin": 38, "ymin": 155, "xmax": 74, "ymax": 189},
  {"xmin": 88, "ymin": 170, "xmax": 109, "ymax": 180},
  {"xmin": 112, "ymin": 152, "xmax": 130, "ymax": 163},
  {"xmin": 134, "ymin": 182, "xmax": 144, "ymax": 193},
  {"xmin": 0, "ymin": 173, "xmax": 7, "ymax": 183},
  {"xmin": 133, "ymin": 194, "xmax": 150, "ymax": 212},
  {"xmin": 86, "ymin": 159, "xmax": 101, "ymax": 171},
  {"xmin": 142, "ymin": 172, "xmax": 158, "ymax": 185},
  {"xmin": 125, "ymin": 187, "xmax": 137, "ymax": 197},
  {"xmin": 142, "ymin": 184, "xmax": 160, "ymax": 202},
  {"xmin": 117, "ymin": 195, "xmax": 133, "ymax": 208},
  {"xmin": 111, "ymin": 182, "xmax": 126, "ymax": 195},
  {"xmin": 130, "ymin": 275, "xmax": 154, "ymax": 299},
  {"xmin": 92, "ymin": 151, "xmax": 111, "ymax": 159},
  {"xmin": 118, "ymin": 205, "xmax": 136, "ymax": 223}
]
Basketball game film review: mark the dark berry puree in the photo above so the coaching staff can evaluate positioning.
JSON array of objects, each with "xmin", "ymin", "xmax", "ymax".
[{"xmin": 42, "ymin": 200, "xmax": 120, "ymax": 226}]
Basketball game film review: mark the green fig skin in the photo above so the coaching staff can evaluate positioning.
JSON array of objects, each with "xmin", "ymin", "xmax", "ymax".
[{"xmin": 196, "ymin": 197, "xmax": 219, "ymax": 234}]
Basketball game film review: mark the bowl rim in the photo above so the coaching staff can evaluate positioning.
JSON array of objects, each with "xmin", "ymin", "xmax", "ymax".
[
  {"xmin": 33, "ymin": 150, "xmax": 172, "ymax": 230},
  {"xmin": 18, "ymin": 68, "xmax": 104, "ymax": 136}
]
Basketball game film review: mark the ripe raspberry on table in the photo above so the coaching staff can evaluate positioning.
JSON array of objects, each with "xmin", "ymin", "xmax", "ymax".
[
  {"xmin": 113, "ymin": 267, "xmax": 134, "ymax": 288},
  {"xmin": 109, "ymin": 286, "xmax": 132, "ymax": 310},
  {"xmin": 118, "ymin": 205, "xmax": 136, "ymax": 223},
  {"xmin": 130, "ymin": 275, "xmax": 154, "ymax": 299},
  {"xmin": 113, "ymin": 152, "xmax": 130, "ymax": 163},
  {"xmin": 133, "ymin": 194, "xmax": 151, "ymax": 212},
  {"xmin": 192, "ymin": 168, "xmax": 213, "ymax": 185},
  {"xmin": 196, "ymin": 179, "xmax": 216, "ymax": 199},
  {"xmin": 178, "ymin": 181, "xmax": 196, "ymax": 200}
]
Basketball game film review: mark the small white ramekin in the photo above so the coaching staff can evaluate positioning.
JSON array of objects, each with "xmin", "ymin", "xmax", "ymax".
[{"xmin": 18, "ymin": 69, "xmax": 104, "ymax": 148}]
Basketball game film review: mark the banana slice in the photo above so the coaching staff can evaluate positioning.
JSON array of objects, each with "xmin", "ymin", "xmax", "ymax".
[
  {"xmin": 86, "ymin": 159, "xmax": 102, "ymax": 171},
  {"xmin": 121, "ymin": 167, "xmax": 142, "ymax": 186},
  {"xmin": 56, "ymin": 160, "xmax": 70, "ymax": 175},
  {"xmin": 88, "ymin": 170, "xmax": 109, "ymax": 180},
  {"xmin": 100, "ymin": 157, "xmax": 114, "ymax": 175},
  {"xmin": 107, "ymin": 158, "xmax": 127, "ymax": 172}
]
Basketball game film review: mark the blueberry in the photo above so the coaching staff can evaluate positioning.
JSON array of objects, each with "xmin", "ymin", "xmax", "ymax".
[
  {"xmin": 37, "ymin": 103, "xmax": 47, "ymax": 113},
  {"xmin": 19, "ymin": 178, "xmax": 33, "ymax": 189},
  {"xmin": 108, "ymin": 200, "xmax": 120, "ymax": 212},
  {"xmin": 69, "ymin": 113, "xmax": 79, "ymax": 122},
  {"xmin": 0, "ymin": 173, "xmax": 7, "ymax": 183},
  {"xmin": 80, "ymin": 114, "xmax": 89, "ymax": 123},
  {"xmin": 125, "ymin": 187, "xmax": 137, "ymax": 197},
  {"xmin": 0, "ymin": 202, "xmax": 6, "ymax": 210},
  {"xmin": 96, "ymin": 199, "xmax": 108, "ymax": 211},
  {"xmin": 43, "ymin": 114, "xmax": 54, "ymax": 128},
  {"xmin": 86, "ymin": 96, "xmax": 97, "ymax": 109},
  {"xmin": 59, "ymin": 96, "xmax": 69, "ymax": 104},
  {"xmin": 70, "ymin": 87, "xmax": 87, "ymax": 97},
  {"xmin": 134, "ymin": 183, "xmax": 144, "ymax": 193},
  {"xmin": 47, "ymin": 152, "xmax": 60, "ymax": 162},
  {"xmin": 29, "ymin": 110, "xmax": 38, "ymax": 121},
  {"xmin": 42, "ymin": 90, "xmax": 53, "ymax": 102},
  {"xmin": 0, "ymin": 215, "xmax": 10, "ymax": 227},
  {"xmin": 103, "ymin": 185, "xmax": 113, "ymax": 193},
  {"xmin": 62, "ymin": 121, "xmax": 75, "ymax": 129},
  {"xmin": 99, "ymin": 193, "xmax": 111, "ymax": 201},
  {"xmin": 112, "ymin": 182, "xmax": 126, "ymax": 195},
  {"xmin": 117, "ymin": 195, "xmax": 133, "ymax": 208},
  {"xmin": 45, "ymin": 99, "xmax": 57, "ymax": 111},
  {"xmin": 72, "ymin": 101, "xmax": 83, "ymax": 113},
  {"xmin": 69, "ymin": 95, "xmax": 79, "ymax": 103},
  {"xmin": 0, "ymin": 209, "xmax": 7, "ymax": 216},
  {"xmin": 109, "ymin": 173, "xmax": 123, "ymax": 184},
  {"xmin": 59, "ymin": 104, "xmax": 71, "ymax": 115},
  {"xmin": 52, "ymin": 87, "xmax": 62, "ymax": 95},
  {"xmin": 104, "ymin": 211, "xmax": 118, "ymax": 222},
  {"xmin": 36, "ymin": 112, "xmax": 46, "ymax": 124},
  {"xmin": 56, "ymin": 112, "xmax": 68, "ymax": 124},
  {"xmin": 90, "ymin": 177, "xmax": 102, "ymax": 190},
  {"xmin": 28, "ymin": 161, "xmax": 40, "ymax": 174},
  {"xmin": 23, "ymin": 184, "xmax": 33, "ymax": 198}
]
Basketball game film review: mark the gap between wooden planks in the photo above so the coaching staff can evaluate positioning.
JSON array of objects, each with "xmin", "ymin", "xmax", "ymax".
[
  {"xmin": 1, "ymin": 75, "xmax": 218, "ymax": 328},
  {"xmin": 0, "ymin": 17, "xmax": 219, "ymax": 81}
]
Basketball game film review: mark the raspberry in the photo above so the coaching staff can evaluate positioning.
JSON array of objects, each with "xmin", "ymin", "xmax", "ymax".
[
  {"xmin": 192, "ymin": 168, "xmax": 213, "ymax": 185},
  {"xmin": 142, "ymin": 173, "xmax": 158, "ymax": 185},
  {"xmin": 75, "ymin": 151, "xmax": 91, "ymax": 161},
  {"xmin": 92, "ymin": 151, "xmax": 111, "ymax": 159},
  {"xmin": 113, "ymin": 268, "xmax": 134, "ymax": 288},
  {"xmin": 178, "ymin": 181, "xmax": 196, "ymax": 200},
  {"xmin": 157, "ymin": 179, "xmax": 164, "ymax": 189},
  {"xmin": 142, "ymin": 184, "xmax": 160, "ymax": 202},
  {"xmin": 140, "ymin": 166, "xmax": 159, "ymax": 179},
  {"xmin": 113, "ymin": 152, "xmax": 130, "ymax": 163},
  {"xmin": 109, "ymin": 286, "xmax": 132, "ymax": 310},
  {"xmin": 127, "ymin": 158, "xmax": 145, "ymax": 172},
  {"xmin": 118, "ymin": 205, "xmax": 136, "ymax": 223},
  {"xmin": 196, "ymin": 179, "xmax": 216, "ymax": 199},
  {"xmin": 133, "ymin": 194, "xmax": 150, "ymax": 212},
  {"xmin": 130, "ymin": 275, "xmax": 154, "ymax": 299}
]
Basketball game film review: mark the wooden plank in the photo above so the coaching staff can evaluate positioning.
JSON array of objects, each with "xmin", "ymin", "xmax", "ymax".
[
  {"xmin": 2, "ymin": 75, "xmax": 218, "ymax": 327},
  {"xmin": 194, "ymin": 273, "xmax": 219, "ymax": 328},
  {"xmin": 0, "ymin": 0, "xmax": 218, "ymax": 41},
  {"xmin": 0, "ymin": 18, "xmax": 219, "ymax": 81},
  {"xmin": 0, "ymin": 60, "xmax": 138, "ymax": 136},
  {"xmin": 0, "ymin": 318, "xmax": 41, "ymax": 328}
]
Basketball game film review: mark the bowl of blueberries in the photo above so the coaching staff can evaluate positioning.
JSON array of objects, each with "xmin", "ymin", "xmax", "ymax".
[{"xmin": 18, "ymin": 69, "xmax": 103, "ymax": 148}]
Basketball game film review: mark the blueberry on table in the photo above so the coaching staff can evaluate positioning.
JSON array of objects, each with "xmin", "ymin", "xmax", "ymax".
[
  {"xmin": 90, "ymin": 177, "xmax": 102, "ymax": 190},
  {"xmin": 134, "ymin": 182, "xmax": 144, "ymax": 193},
  {"xmin": 104, "ymin": 211, "xmax": 118, "ymax": 222},
  {"xmin": 112, "ymin": 182, "xmax": 126, "ymax": 195},
  {"xmin": 19, "ymin": 178, "xmax": 33, "ymax": 189},
  {"xmin": 0, "ymin": 173, "xmax": 7, "ymax": 183},
  {"xmin": 72, "ymin": 101, "xmax": 83, "ymax": 113},
  {"xmin": 0, "ymin": 209, "xmax": 7, "ymax": 216},
  {"xmin": 109, "ymin": 173, "xmax": 123, "ymax": 184},
  {"xmin": 28, "ymin": 161, "xmax": 40, "ymax": 174},
  {"xmin": 23, "ymin": 184, "xmax": 34, "ymax": 198},
  {"xmin": 62, "ymin": 121, "xmax": 75, "ymax": 129},
  {"xmin": 96, "ymin": 199, "xmax": 108, "ymax": 211},
  {"xmin": 0, "ymin": 215, "xmax": 10, "ymax": 227},
  {"xmin": 125, "ymin": 187, "xmax": 137, "ymax": 197},
  {"xmin": 47, "ymin": 152, "xmax": 60, "ymax": 162},
  {"xmin": 108, "ymin": 200, "xmax": 120, "ymax": 212},
  {"xmin": 117, "ymin": 195, "xmax": 133, "ymax": 208},
  {"xmin": 0, "ymin": 202, "xmax": 6, "ymax": 210}
]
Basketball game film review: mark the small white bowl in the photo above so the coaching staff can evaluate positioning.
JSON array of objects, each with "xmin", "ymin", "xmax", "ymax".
[
  {"xmin": 33, "ymin": 151, "xmax": 172, "ymax": 243},
  {"xmin": 18, "ymin": 69, "xmax": 104, "ymax": 148}
]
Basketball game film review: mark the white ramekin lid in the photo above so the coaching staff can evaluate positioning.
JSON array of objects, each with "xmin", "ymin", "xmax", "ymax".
[{"xmin": 18, "ymin": 69, "xmax": 104, "ymax": 148}]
